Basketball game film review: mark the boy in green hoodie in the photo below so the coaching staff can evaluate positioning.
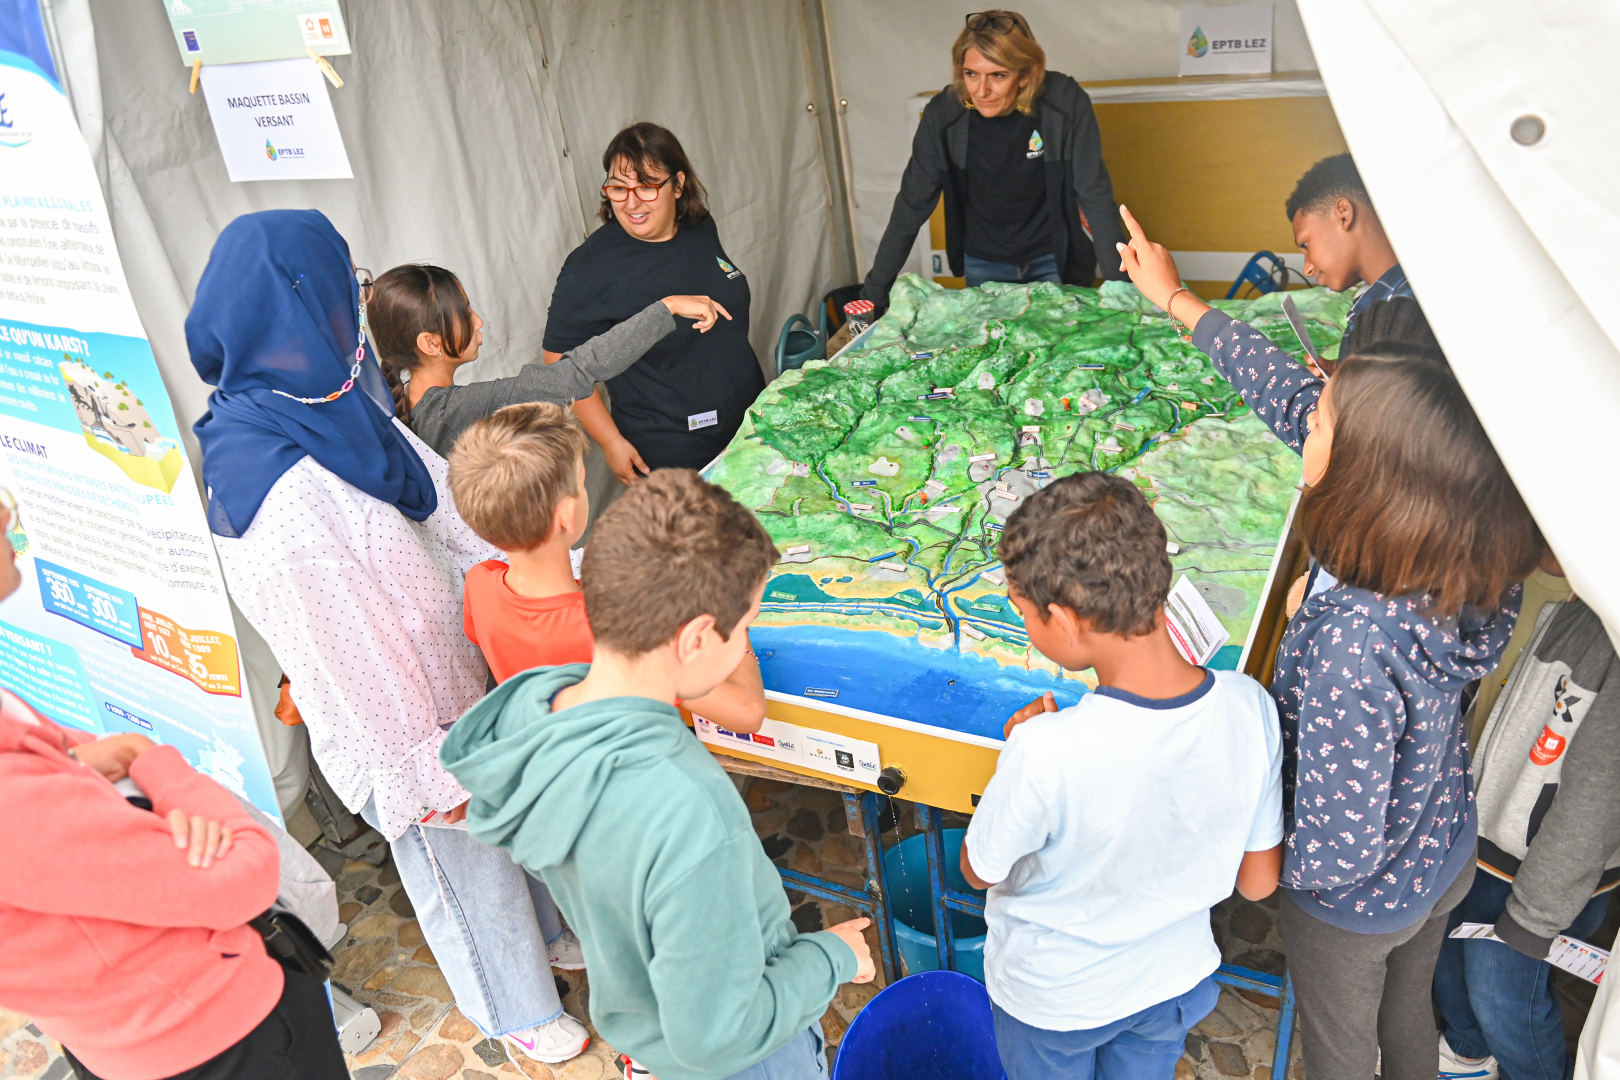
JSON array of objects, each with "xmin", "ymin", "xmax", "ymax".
[{"xmin": 441, "ymin": 469, "xmax": 874, "ymax": 1080}]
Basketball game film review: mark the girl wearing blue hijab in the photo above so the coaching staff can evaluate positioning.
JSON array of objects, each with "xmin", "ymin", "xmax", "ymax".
[
  {"xmin": 188, "ymin": 208, "xmax": 436, "ymax": 538},
  {"xmin": 193, "ymin": 211, "xmax": 589, "ymax": 1064}
]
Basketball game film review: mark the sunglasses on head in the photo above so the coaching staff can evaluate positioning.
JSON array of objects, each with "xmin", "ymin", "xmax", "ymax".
[{"xmin": 965, "ymin": 11, "xmax": 1030, "ymax": 35}]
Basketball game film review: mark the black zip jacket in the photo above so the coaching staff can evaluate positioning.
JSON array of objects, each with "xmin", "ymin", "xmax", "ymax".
[{"xmin": 860, "ymin": 72, "xmax": 1127, "ymax": 305}]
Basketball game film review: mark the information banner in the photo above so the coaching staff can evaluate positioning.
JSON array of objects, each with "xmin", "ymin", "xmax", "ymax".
[
  {"xmin": 163, "ymin": 0, "xmax": 352, "ymax": 67},
  {"xmin": 0, "ymin": 16, "xmax": 280, "ymax": 819}
]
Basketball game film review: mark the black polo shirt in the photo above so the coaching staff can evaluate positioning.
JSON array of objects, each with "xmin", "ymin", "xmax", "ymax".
[{"xmin": 543, "ymin": 215, "xmax": 763, "ymax": 470}]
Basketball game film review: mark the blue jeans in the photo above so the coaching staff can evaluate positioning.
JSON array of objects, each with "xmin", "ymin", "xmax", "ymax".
[
  {"xmin": 991, "ymin": 976, "xmax": 1219, "ymax": 1080},
  {"xmin": 1435, "ymin": 868, "xmax": 1612, "ymax": 1080},
  {"xmin": 722, "ymin": 1024, "xmax": 827, "ymax": 1080},
  {"xmin": 964, "ymin": 252, "xmax": 1062, "ymax": 288},
  {"xmin": 361, "ymin": 797, "xmax": 566, "ymax": 1036}
]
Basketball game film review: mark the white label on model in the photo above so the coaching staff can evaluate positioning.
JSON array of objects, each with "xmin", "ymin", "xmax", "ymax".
[
  {"xmin": 688, "ymin": 410, "xmax": 719, "ymax": 431},
  {"xmin": 693, "ymin": 715, "xmax": 880, "ymax": 784}
]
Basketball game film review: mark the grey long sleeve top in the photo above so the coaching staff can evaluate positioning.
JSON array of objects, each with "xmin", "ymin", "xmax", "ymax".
[
  {"xmin": 408, "ymin": 300, "xmax": 676, "ymax": 458},
  {"xmin": 1478, "ymin": 599, "xmax": 1620, "ymax": 956}
]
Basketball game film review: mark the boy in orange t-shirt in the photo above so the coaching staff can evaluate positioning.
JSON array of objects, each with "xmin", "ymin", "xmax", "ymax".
[{"xmin": 449, "ymin": 403, "xmax": 766, "ymax": 731}]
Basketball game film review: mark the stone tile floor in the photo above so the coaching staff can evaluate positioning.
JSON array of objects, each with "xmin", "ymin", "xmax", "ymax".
[{"xmin": 3, "ymin": 769, "xmax": 1611, "ymax": 1079}]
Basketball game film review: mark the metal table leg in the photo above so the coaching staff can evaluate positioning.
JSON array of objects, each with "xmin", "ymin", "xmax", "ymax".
[{"xmin": 772, "ymin": 790, "xmax": 897, "ymax": 984}]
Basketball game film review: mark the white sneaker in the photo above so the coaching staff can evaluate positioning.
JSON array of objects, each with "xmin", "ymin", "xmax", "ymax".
[
  {"xmin": 1438, "ymin": 1033, "xmax": 1499, "ymax": 1080},
  {"xmin": 621, "ymin": 1055, "xmax": 655, "ymax": 1079},
  {"xmin": 548, "ymin": 929, "xmax": 587, "ymax": 970},
  {"xmin": 504, "ymin": 1013, "xmax": 590, "ymax": 1064}
]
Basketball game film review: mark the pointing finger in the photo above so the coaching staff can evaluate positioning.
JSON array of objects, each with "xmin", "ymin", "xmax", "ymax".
[{"xmin": 1119, "ymin": 204, "xmax": 1146, "ymax": 243}]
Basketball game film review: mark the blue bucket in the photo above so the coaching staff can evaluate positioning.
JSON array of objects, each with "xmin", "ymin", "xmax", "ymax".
[
  {"xmin": 832, "ymin": 971, "xmax": 1005, "ymax": 1080},
  {"xmin": 882, "ymin": 829, "xmax": 987, "ymax": 981}
]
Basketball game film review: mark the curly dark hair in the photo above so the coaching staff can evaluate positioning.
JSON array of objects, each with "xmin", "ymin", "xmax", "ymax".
[
  {"xmin": 997, "ymin": 472, "xmax": 1171, "ymax": 637},
  {"xmin": 1285, "ymin": 152, "xmax": 1372, "ymax": 221}
]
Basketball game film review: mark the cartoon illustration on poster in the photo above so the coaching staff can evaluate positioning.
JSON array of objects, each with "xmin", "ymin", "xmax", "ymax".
[{"xmin": 0, "ymin": 14, "xmax": 279, "ymax": 819}]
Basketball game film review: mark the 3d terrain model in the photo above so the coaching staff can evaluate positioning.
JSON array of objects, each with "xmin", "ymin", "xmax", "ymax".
[{"xmin": 706, "ymin": 275, "xmax": 1346, "ymax": 738}]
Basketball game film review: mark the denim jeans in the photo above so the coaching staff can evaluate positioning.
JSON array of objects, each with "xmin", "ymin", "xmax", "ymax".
[
  {"xmin": 1435, "ymin": 868, "xmax": 1612, "ymax": 1080},
  {"xmin": 721, "ymin": 1024, "xmax": 827, "ymax": 1080},
  {"xmin": 361, "ymin": 797, "xmax": 566, "ymax": 1036},
  {"xmin": 991, "ymin": 975, "xmax": 1218, "ymax": 1080},
  {"xmin": 964, "ymin": 252, "xmax": 1062, "ymax": 288}
]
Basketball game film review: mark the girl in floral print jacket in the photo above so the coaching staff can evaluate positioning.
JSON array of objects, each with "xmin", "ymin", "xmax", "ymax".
[{"xmin": 1117, "ymin": 209, "xmax": 1545, "ymax": 1078}]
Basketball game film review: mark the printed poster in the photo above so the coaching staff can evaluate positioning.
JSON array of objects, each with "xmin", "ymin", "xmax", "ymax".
[
  {"xmin": 162, "ymin": 0, "xmax": 352, "ymax": 66},
  {"xmin": 0, "ymin": 12, "xmax": 280, "ymax": 819}
]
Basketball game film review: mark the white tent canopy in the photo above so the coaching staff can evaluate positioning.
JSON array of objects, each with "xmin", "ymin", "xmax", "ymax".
[{"xmin": 1298, "ymin": 0, "xmax": 1620, "ymax": 652}]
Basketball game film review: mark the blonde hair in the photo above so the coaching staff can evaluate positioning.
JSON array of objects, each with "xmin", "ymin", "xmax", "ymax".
[
  {"xmin": 952, "ymin": 11, "xmax": 1046, "ymax": 114},
  {"xmin": 448, "ymin": 402, "xmax": 587, "ymax": 552}
]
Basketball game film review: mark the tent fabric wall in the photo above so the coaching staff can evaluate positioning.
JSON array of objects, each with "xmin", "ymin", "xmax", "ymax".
[
  {"xmin": 50, "ymin": 0, "xmax": 848, "ymax": 815},
  {"xmin": 530, "ymin": 0, "xmax": 854, "ymax": 369},
  {"xmin": 1296, "ymin": 0, "xmax": 1620, "ymax": 654},
  {"xmin": 821, "ymin": 0, "xmax": 1320, "ymax": 280}
]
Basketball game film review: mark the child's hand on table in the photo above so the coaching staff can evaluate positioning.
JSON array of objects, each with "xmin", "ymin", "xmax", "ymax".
[
  {"xmin": 1003, "ymin": 691, "xmax": 1057, "ymax": 739},
  {"xmin": 826, "ymin": 917, "xmax": 876, "ymax": 984}
]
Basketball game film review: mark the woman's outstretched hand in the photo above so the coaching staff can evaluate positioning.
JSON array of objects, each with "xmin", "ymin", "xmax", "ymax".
[
  {"xmin": 662, "ymin": 295, "xmax": 732, "ymax": 333},
  {"xmin": 1115, "ymin": 205, "xmax": 1184, "ymax": 311},
  {"xmin": 1116, "ymin": 206, "xmax": 1212, "ymax": 328}
]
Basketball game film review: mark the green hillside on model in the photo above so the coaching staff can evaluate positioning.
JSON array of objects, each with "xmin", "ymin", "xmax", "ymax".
[{"xmin": 708, "ymin": 275, "xmax": 1342, "ymax": 649}]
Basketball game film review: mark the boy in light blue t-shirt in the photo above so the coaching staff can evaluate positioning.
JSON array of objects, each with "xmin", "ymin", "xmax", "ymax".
[{"xmin": 962, "ymin": 472, "xmax": 1285, "ymax": 1080}]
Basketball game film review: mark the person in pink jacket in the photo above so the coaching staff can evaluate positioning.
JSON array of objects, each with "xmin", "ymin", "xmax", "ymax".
[{"xmin": 0, "ymin": 486, "xmax": 348, "ymax": 1080}]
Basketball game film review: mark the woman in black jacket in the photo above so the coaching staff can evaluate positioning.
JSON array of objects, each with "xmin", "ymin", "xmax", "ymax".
[{"xmin": 861, "ymin": 10, "xmax": 1127, "ymax": 305}]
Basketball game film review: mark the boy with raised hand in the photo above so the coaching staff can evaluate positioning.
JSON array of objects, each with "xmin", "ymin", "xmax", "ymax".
[
  {"xmin": 1284, "ymin": 152, "xmax": 1412, "ymax": 338},
  {"xmin": 961, "ymin": 472, "xmax": 1284, "ymax": 1080},
  {"xmin": 440, "ymin": 469, "xmax": 874, "ymax": 1080}
]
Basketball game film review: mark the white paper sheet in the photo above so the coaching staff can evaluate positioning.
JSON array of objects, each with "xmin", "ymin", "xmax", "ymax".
[
  {"xmin": 1449, "ymin": 922, "xmax": 1609, "ymax": 984},
  {"xmin": 1165, "ymin": 574, "xmax": 1232, "ymax": 665},
  {"xmin": 200, "ymin": 58, "xmax": 352, "ymax": 182}
]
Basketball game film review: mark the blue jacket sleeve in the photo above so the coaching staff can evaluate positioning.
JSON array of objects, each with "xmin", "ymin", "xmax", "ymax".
[
  {"xmin": 1191, "ymin": 310, "xmax": 1323, "ymax": 454},
  {"xmin": 1283, "ymin": 617, "xmax": 1409, "ymax": 891}
]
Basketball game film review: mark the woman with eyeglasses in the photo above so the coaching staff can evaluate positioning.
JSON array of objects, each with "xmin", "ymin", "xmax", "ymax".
[
  {"xmin": 187, "ymin": 210, "xmax": 592, "ymax": 1067},
  {"xmin": 860, "ymin": 9, "xmax": 1128, "ymax": 307},
  {"xmin": 542, "ymin": 122, "xmax": 764, "ymax": 484}
]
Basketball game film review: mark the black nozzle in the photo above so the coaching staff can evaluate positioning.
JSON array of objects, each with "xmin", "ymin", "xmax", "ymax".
[{"xmin": 876, "ymin": 766, "xmax": 906, "ymax": 796}]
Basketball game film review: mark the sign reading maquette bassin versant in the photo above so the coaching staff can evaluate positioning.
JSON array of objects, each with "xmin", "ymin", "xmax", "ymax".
[{"xmin": 0, "ymin": 10, "xmax": 281, "ymax": 818}]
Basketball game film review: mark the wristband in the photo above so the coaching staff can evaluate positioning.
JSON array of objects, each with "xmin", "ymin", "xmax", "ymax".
[{"xmin": 1164, "ymin": 286, "xmax": 1194, "ymax": 342}]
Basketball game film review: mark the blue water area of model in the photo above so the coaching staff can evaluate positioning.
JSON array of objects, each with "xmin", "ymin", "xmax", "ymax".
[{"xmin": 753, "ymin": 623, "xmax": 1243, "ymax": 741}]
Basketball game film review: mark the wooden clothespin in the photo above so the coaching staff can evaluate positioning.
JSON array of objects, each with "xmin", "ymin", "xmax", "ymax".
[
  {"xmin": 189, "ymin": 58, "xmax": 201, "ymax": 95},
  {"xmin": 306, "ymin": 47, "xmax": 343, "ymax": 89}
]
